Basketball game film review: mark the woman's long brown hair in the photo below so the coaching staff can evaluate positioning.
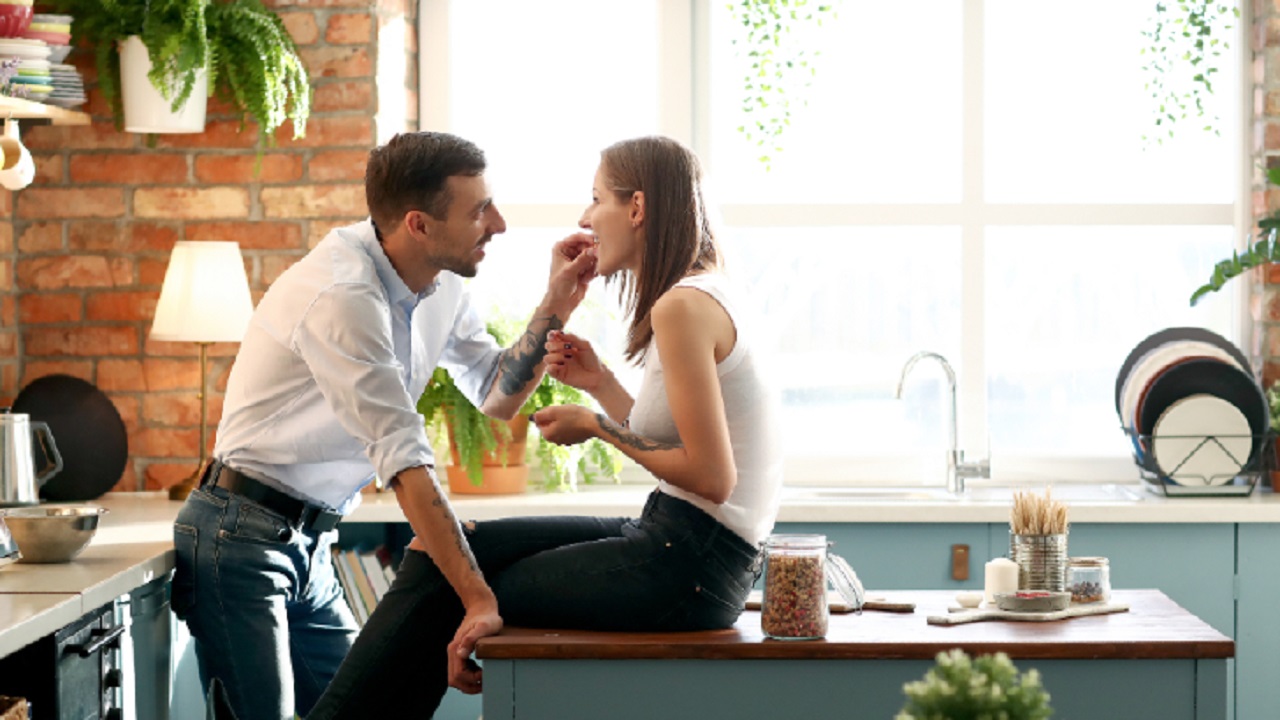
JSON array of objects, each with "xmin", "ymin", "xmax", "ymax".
[{"xmin": 601, "ymin": 136, "xmax": 721, "ymax": 362}]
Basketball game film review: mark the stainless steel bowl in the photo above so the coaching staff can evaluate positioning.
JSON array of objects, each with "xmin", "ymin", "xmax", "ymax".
[{"xmin": 2, "ymin": 505, "xmax": 106, "ymax": 563}]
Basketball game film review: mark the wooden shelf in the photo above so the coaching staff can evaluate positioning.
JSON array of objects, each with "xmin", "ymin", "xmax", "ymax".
[{"xmin": 0, "ymin": 95, "xmax": 89, "ymax": 126}]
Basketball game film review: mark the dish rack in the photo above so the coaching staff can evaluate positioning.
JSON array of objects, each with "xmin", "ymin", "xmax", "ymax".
[{"xmin": 1122, "ymin": 427, "xmax": 1270, "ymax": 497}]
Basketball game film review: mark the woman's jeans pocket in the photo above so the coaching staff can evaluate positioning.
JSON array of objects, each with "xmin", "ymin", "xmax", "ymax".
[{"xmin": 171, "ymin": 523, "xmax": 198, "ymax": 620}]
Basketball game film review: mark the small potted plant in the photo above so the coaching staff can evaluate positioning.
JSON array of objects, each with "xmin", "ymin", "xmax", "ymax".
[
  {"xmin": 51, "ymin": 0, "xmax": 309, "ymax": 142},
  {"xmin": 896, "ymin": 649, "xmax": 1053, "ymax": 720},
  {"xmin": 417, "ymin": 316, "xmax": 622, "ymax": 494}
]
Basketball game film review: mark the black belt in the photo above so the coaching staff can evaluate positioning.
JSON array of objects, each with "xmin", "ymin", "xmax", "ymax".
[{"xmin": 201, "ymin": 460, "xmax": 343, "ymax": 533}]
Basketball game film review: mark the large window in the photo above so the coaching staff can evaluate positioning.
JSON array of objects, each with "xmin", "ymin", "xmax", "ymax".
[{"xmin": 421, "ymin": 0, "xmax": 1246, "ymax": 485}]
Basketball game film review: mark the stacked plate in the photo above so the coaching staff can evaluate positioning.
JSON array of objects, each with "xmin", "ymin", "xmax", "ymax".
[
  {"xmin": 47, "ymin": 62, "xmax": 83, "ymax": 107},
  {"xmin": 9, "ymin": 55, "xmax": 49, "ymax": 102},
  {"xmin": 25, "ymin": 13, "xmax": 69, "ymax": 63},
  {"xmin": 1115, "ymin": 328, "xmax": 1267, "ymax": 488}
]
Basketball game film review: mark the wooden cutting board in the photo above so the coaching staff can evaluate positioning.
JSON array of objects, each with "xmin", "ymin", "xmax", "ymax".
[
  {"xmin": 927, "ymin": 601, "xmax": 1130, "ymax": 626},
  {"xmin": 745, "ymin": 589, "xmax": 916, "ymax": 614}
]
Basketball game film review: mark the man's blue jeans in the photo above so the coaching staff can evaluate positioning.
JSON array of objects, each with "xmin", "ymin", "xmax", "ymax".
[
  {"xmin": 307, "ymin": 490, "xmax": 762, "ymax": 719},
  {"xmin": 172, "ymin": 485, "xmax": 359, "ymax": 720}
]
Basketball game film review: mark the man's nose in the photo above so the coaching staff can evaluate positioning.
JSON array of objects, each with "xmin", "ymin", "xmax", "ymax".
[{"xmin": 490, "ymin": 207, "xmax": 508, "ymax": 234}]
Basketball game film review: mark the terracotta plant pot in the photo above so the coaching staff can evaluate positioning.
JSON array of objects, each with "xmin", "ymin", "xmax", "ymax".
[{"xmin": 445, "ymin": 414, "xmax": 529, "ymax": 495}]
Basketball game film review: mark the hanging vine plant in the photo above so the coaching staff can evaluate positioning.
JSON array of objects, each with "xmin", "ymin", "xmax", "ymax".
[
  {"xmin": 1140, "ymin": 0, "xmax": 1239, "ymax": 143},
  {"xmin": 729, "ymin": 0, "xmax": 838, "ymax": 168}
]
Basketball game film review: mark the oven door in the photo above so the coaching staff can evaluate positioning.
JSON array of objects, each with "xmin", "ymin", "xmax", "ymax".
[{"xmin": 0, "ymin": 601, "xmax": 126, "ymax": 719}]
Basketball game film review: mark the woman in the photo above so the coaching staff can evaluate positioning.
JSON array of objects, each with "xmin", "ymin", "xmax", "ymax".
[{"xmin": 308, "ymin": 136, "xmax": 781, "ymax": 719}]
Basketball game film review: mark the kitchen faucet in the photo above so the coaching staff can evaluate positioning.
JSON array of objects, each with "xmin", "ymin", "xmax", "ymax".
[{"xmin": 895, "ymin": 351, "xmax": 990, "ymax": 494}]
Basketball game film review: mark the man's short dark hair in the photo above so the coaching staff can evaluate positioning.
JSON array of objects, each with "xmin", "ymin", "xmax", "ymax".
[{"xmin": 365, "ymin": 132, "xmax": 487, "ymax": 235}]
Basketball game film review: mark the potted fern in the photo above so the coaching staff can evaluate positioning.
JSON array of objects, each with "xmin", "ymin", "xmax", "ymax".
[
  {"xmin": 51, "ymin": 0, "xmax": 309, "ymax": 142},
  {"xmin": 417, "ymin": 317, "xmax": 622, "ymax": 494}
]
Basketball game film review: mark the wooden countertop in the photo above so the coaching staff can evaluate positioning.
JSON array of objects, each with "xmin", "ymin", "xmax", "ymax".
[{"xmin": 476, "ymin": 589, "xmax": 1233, "ymax": 662}]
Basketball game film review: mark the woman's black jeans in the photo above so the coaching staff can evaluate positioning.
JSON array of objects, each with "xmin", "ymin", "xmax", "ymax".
[{"xmin": 307, "ymin": 490, "xmax": 762, "ymax": 719}]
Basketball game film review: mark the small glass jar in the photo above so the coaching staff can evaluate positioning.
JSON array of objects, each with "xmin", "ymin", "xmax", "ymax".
[
  {"xmin": 761, "ymin": 534, "xmax": 828, "ymax": 640},
  {"xmin": 1067, "ymin": 556, "xmax": 1111, "ymax": 604}
]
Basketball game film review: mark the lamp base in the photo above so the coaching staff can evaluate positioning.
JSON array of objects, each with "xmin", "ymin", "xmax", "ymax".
[{"xmin": 168, "ymin": 463, "xmax": 205, "ymax": 502}]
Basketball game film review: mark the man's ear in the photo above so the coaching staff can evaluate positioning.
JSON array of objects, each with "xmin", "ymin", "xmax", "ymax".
[
  {"xmin": 630, "ymin": 191, "xmax": 645, "ymax": 227},
  {"xmin": 406, "ymin": 210, "xmax": 434, "ymax": 241}
]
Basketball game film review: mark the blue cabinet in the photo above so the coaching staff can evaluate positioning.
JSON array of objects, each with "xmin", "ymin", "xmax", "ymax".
[{"xmin": 775, "ymin": 522, "xmax": 989, "ymax": 590}]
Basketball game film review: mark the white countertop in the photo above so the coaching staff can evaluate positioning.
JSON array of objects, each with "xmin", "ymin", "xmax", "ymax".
[
  {"xmin": 347, "ymin": 481, "xmax": 1280, "ymax": 524},
  {"xmin": 2, "ymin": 481, "xmax": 1279, "ymax": 657},
  {"xmin": 0, "ymin": 494, "xmax": 175, "ymax": 656}
]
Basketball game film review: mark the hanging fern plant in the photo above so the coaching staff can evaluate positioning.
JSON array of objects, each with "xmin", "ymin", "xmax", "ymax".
[
  {"xmin": 1140, "ymin": 0, "xmax": 1239, "ymax": 143},
  {"xmin": 207, "ymin": 0, "xmax": 310, "ymax": 142},
  {"xmin": 52, "ymin": 0, "xmax": 309, "ymax": 144},
  {"xmin": 729, "ymin": 0, "xmax": 838, "ymax": 169}
]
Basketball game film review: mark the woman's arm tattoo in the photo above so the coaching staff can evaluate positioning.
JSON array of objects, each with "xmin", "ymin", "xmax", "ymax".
[
  {"xmin": 497, "ymin": 313, "xmax": 564, "ymax": 395},
  {"xmin": 595, "ymin": 413, "xmax": 682, "ymax": 451}
]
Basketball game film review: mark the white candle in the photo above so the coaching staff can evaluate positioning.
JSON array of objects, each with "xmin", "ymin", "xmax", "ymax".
[{"xmin": 984, "ymin": 557, "xmax": 1019, "ymax": 604}]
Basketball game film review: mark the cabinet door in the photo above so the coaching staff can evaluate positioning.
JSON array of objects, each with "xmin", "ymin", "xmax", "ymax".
[
  {"xmin": 1046, "ymin": 523, "xmax": 1235, "ymax": 636},
  {"xmin": 1234, "ymin": 524, "xmax": 1280, "ymax": 720},
  {"xmin": 774, "ymin": 522, "xmax": 989, "ymax": 590}
]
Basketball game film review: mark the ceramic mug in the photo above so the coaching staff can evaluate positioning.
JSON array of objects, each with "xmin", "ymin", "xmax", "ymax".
[{"xmin": 0, "ymin": 119, "xmax": 33, "ymax": 191}]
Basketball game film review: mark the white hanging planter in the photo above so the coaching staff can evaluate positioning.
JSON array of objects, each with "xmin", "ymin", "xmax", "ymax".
[{"xmin": 119, "ymin": 35, "xmax": 207, "ymax": 134}]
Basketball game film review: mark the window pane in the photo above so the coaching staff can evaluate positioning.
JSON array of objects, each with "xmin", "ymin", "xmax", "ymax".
[
  {"xmin": 447, "ymin": 1, "xmax": 660, "ymax": 203},
  {"xmin": 986, "ymin": 0, "xmax": 1239, "ymax": 203},
  {"xmin": 727, "ymin": 227, "xmax": 962, "ymax": 459},
  {"xmin": 985, "ymin": 226, "xmax": 1238, "ymax": 458},
  {"xmin": 707, "ymin": 1, "xmax": 962, "ymax": 204}
]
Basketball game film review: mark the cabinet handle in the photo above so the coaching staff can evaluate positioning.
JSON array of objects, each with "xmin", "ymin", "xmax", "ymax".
[
  {"xmin": 66, "ymin": 625, "xmax": 126, "ymax": 658},
  {"xmin": 951, "ymin": 544, "xmax": 970, "ymax": 581}
]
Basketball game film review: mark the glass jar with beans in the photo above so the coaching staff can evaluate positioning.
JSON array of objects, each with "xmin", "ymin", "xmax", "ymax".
[
  {"xmin": 761, "ymin": 534, "xmax": 830, "ymax": 639},
  {"xmin": 1067, "ymin": 556, "xmax": 1111, "ymax": 604}
]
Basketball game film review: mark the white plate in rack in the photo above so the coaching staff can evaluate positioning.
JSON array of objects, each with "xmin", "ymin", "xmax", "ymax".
[{"xmin": 1152, "ymin": 393, "xmax": 1252, "ymax": 486}]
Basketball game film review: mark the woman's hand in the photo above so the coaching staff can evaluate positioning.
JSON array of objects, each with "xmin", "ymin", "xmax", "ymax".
[
  {"xmin": 543, "ymin": 330, "xmax": 608, "ymax": 391},
  {"xmin": 447, "ymin": 605, "xmax": 504, "ymax": 694},
  {"xmin": 530, "ymin": 404, "xmax": 597, "ymax": 446}
]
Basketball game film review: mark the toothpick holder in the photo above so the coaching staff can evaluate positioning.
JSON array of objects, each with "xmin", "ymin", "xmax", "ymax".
[{"xmin": 1009, "ymin": 532, "xmax": 1068, "ymax": 592}]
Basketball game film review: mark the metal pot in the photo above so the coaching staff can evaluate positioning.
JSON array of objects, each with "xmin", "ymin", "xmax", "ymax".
[
  {"xmin": 2, "ymin": 505, "xmax": 105, "ymax": 564},
  {"xmin": 0, "ymin": 411, "xmax": 63, "ymax": 507}
]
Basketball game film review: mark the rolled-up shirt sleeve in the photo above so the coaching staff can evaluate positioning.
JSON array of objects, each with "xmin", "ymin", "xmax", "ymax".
[{"xmin": 293, "ymin": 282, "xmax": 434, "ymax": 487}]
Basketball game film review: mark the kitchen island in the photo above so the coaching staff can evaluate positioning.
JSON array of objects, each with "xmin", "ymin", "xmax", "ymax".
[{"xmin": 477, "ymin": 589, "xmax": 1232, "ymax": 720}]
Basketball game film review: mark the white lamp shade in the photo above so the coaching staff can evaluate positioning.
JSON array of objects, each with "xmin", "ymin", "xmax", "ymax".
[{"xmin": 150, "ymin": 241, "xmax": 255, "ymax": 343}]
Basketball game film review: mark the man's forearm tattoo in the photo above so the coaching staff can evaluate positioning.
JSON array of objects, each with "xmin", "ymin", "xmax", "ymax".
[
  {"xmin": 433, "ymin": 492, "xmax": 479, "ymax": 573},
  {"xmin": 595, "ymin": 413, "xmax": 682, "ymax": 451},
  {"xmin": 497, "ymin": 313, "xmax": 564, "ymax": 395}
]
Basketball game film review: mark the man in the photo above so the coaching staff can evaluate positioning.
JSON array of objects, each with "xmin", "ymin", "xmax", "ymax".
[{"xmin": 169, "ymin": 132, "xmax": 598, "ymax": 720}]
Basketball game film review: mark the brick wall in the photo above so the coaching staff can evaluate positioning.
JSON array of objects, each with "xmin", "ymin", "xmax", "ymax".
[
  {"xmin": 1259, "ymin": 1, "xmax": 1280, "ymax": 389},
  {"xmin": 4, "ymin": 0, "xmax": 418, "ymax": 492}
]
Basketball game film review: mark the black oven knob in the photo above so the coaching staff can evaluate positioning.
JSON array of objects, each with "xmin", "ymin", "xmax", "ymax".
[{"xmin": 104, "ymin": 669, "xmax": 123, "ymax": 688}]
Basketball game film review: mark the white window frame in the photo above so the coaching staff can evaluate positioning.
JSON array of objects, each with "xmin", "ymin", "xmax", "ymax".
[{"xmin": 420, "ymin": 0, "xmax": 1254, "ymax": 486}]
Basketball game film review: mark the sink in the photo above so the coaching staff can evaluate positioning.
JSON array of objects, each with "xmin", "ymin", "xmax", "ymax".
[
  {"xmin": 783, "ymin": 486, "xmax": 959, "ymax": 502},
  {"xmin": 783, "ymin": 483, "xmax": 1146, "ymax": 504},
  {"xmin": 962, "ymin": 483, "xmax": 1146, "ymax": 503}
]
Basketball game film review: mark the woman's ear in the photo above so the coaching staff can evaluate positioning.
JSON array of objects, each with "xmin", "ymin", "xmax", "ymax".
[{"xmin": 630, "ymin": 191, "xmax": 645, "ymax": 228}]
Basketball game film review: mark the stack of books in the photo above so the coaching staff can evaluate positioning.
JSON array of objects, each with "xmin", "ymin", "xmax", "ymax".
[{"xmin": 331, "ymin": 545, "xmax": 396, "ymax": 626}]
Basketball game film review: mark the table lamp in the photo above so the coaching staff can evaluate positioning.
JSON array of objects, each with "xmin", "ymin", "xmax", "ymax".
[{"xmin": 149, "ymin": 241, "xmax": 254, "ymax": 501}]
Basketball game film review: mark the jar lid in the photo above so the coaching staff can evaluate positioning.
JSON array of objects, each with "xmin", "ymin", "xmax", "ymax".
[
  {"xmin": 765, "ymin": 533, "xmax": 827, "ymax": 549},
  {"xmin": 1069, "ymin": 556, "xmax": 1109, "ymax": 566},
  {"xmin": 826, "ymin": 552, "xmax": 865, "ymax": 612}
]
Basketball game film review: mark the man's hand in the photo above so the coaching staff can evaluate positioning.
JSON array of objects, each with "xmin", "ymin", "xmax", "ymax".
[
  {"xmin": 447, "ymin": 605, "xmax": 503, "ymax": 694},
  {"xmin": 530, "ymin": 404, "xmax": 597, "ymax": 446},
  {"xmin": 544, "ymin": 233, "xmax": 598, "ymax": 317}
]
